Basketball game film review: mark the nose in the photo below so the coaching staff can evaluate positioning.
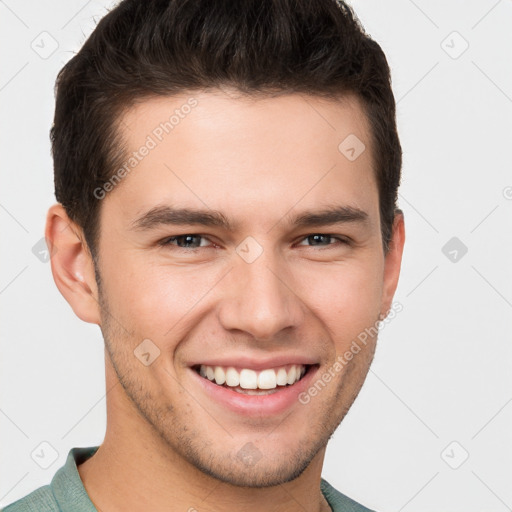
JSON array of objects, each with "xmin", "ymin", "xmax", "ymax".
[{"xmin": 217, "ymin": 246, "xmax": 304, "ymax": 342}]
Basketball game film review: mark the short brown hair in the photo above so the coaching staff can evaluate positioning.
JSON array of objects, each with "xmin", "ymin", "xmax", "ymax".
[{"xmin": 51, "ymin": 0, "xmax": 402, "ymax": 260}]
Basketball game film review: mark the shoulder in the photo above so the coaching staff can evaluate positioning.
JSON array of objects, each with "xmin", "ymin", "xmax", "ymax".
[
  {"xmin": 321, "ymin": 478, "xmax": 377, "ymax": 512},
  {"xmin": 1, "ymin": 485, "xmax": 59, "ymax": 512},
  {"xmin": 2, "ymin": 446, "xmax": 99, "ymax": 512}
]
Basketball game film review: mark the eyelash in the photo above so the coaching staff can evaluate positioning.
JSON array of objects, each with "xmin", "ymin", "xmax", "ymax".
[{"xmin": 158, "ymin": 234, "xmax": 351, "ymax": 251}]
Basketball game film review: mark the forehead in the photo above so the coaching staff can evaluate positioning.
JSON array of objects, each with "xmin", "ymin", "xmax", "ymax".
[
  {"xmin": 120, "ymin": 89, "xmax": 372, "ymax": 156},
  {"xmin": 107, "ymin": 89, "xmax": 378, "ymax": 230}
]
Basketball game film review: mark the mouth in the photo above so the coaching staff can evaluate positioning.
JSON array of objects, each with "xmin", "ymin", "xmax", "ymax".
[{"xmin": 192, "ymin": 363, "xmax": 316, "ymax": 396}]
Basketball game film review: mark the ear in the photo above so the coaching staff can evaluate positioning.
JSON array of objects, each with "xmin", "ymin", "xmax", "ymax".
[
  {"xmin": 45, "ymin": 203, "xmax": 101, "ymax": 325},
  {"xmin": 381, "ymin": 210, "xmax": 405, "ymax": 317}
]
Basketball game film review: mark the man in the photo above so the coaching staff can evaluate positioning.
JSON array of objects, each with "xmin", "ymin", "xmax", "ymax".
[{"xmin": 3, "ymin": 0, "xmax": 404, "ymax": 510}]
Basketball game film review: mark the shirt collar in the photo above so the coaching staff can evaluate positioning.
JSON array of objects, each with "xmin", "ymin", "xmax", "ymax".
[{"xmin": 50, "ymin": 446, "xmax": 99, "ymax": 512}]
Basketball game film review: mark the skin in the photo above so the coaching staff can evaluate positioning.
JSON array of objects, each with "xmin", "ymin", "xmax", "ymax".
[{"xmin": 46, "ymin": 89, "xmax": 405, "ymax": 512}]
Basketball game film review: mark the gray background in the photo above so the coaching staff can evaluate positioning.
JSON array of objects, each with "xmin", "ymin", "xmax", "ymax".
[{"xmin": 1, "ymin": 1, "xmax": 511, "ymax": 510}]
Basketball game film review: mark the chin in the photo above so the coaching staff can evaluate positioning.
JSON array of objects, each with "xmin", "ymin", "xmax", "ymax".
[{"xmin": 184, "ymin": 446, "xmax": 319, "ymax": 488}]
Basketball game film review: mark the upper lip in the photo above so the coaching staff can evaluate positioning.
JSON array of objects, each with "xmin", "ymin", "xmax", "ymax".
[{"xmin": 188, "ymin": 355, "xmax": 318, "ymax": 371}]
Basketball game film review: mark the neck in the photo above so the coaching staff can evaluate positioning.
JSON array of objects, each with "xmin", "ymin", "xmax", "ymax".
[
  {"xmin": 77, "ymin": 361, "xmax": 331, "ymax": 512},
  {"xmin": 79, "ymin": 442, "xmax": 330, "ymax": 512}
]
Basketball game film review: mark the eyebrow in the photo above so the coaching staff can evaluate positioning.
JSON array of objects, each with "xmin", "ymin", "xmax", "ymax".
[{"xmin": 129, "ymin": 204, "xmax": 369, "ymax": 232}]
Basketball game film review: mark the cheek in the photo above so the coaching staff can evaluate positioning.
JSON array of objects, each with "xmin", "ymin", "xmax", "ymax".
[
  {"xmin": 296, "ymin": 259, "xmax": 384, "ymax": 343},
  {"xmin": 101, "ymin": 253, "xmax": 224, "ymax": 336}
]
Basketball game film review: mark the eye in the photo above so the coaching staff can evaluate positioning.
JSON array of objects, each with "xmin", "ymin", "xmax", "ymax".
[
  {"xmin": 158, "ymin": 234, "xmax": 213, "ymax": 249},
  {"xmin": 157, "ymin": 233, "xmax": 350, "ymax": 252},
  {"xmin": 296, "ymin": 234, "xmax": 350, "ymax": 248}
]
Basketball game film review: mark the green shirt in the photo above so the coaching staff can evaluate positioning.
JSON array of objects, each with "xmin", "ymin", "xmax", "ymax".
[{"xmin": 2, "ymin": 446, "xmax": 375, "ymax": 512}]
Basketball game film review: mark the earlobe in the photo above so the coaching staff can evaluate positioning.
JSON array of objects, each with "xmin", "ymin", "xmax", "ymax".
[
  {"xmin": 45, "ymin": 203, "xmax": 102, "ymax": 325},
  {"xmin": 381, "ymin": 210, "xmax": 405, "ymax": 318}
]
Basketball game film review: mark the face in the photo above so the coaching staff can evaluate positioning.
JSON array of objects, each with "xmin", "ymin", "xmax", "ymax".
[{"xmin": 90, "ymin": 89, "xmax": 402, "ymax": 487}]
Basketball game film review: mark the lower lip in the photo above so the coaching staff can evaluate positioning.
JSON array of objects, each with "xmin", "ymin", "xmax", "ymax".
[{"xmin": 191, "ymin": 366, "xmax": 319, "ymax": 417}]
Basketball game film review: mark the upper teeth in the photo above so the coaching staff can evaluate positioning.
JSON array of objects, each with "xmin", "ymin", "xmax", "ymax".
[{"xmin": 199, "ymin": 364, "xmax": 306, "ymax": 390}]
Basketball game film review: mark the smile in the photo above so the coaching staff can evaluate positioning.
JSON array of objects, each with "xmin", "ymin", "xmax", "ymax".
[{"xmin": 193, "ymin": 364, "xmax": 311, "ymax": 395}]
